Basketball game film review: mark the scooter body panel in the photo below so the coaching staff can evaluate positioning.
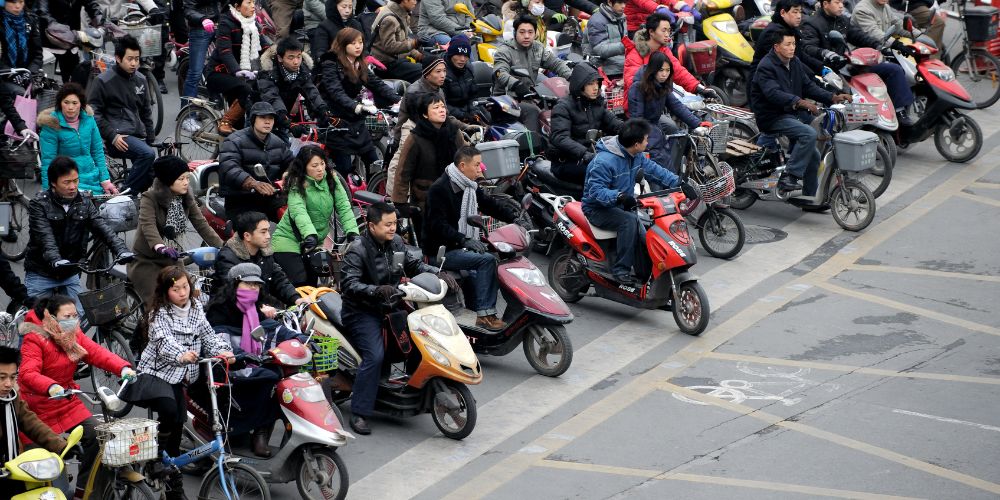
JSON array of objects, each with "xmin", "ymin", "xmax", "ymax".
[
  {"xmin": 849, "ymin": 72, "xmax": 899, "ymax": 131},
  {"xmin": 701, "ymin": 13, "xmax": 754, "ymax": 63}
]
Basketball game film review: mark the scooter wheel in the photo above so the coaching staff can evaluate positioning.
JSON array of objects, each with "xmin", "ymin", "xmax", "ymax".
[
  {"xmin": 857, "ymin": 143, "xmax": 893, "ymax": 199},
  {"xmin": 934, "ymin": 116, "xmax": 983, "ymax": 163},
  {"xmin": 296, "ymin": 448, "xmax": 349, "ymax": 500},
  {"xmin": 547, "ymin": 247, "xmax": 588, "ymax": 303},
  {"xmin": 875, "ymin": 130, "xmax": 897, "ymax": 166},
  {"xmin": 673, "ymin": 281, "xmax": 710, "ymax": 336},
  {"xmin": 523, "ymin": 325, "xmax": 573, "ymax": 377},
  {"xmin": 431, "ymin": 380, "xmax": 477, "ymax": 440},
  {"xmin": 829, "ymin": 179, "xmax": 876, "ymax": 232}
]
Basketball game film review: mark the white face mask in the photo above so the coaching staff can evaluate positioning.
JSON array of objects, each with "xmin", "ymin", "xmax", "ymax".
[{"xmin": 529, "ymin": 3, "xmax": 545, "ymax": 15}]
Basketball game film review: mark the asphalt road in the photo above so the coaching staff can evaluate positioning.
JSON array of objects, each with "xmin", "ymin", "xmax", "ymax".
[{"xmin": 5, "ymin": 64, "xmax": 1000, "ymax": 499}]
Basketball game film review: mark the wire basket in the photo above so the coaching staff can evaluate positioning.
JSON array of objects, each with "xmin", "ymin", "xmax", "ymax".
[
  {"xmin": 119, "ymin": 24, "xmax": 163, "ymax": 57},
  {"xmin": 841, "ymin": 102, "xmax": 878, "ymax": 125},
  {"xmin": 306, "ymin": 335, "xmax": 340, "ymax": 372},
  {"xmin": 96, "ymin": 418, "xmax": 159, "ymax": 466},
  {"xmin": 696, "ymin": 121, "xmax": 730, "ymax": 156},
  {"xmin": 694, "ymin": 161, "xmax": 736, "ymax": 204},
  {"xmin": 605, "ymin": 85, "xmax": 625, "ymax": 115},
  {"xmin": 79, "ymin": 281, "xmax": 131, "ymax": 327},
  {"xmin": 365, "ymin": 112, "xmax": 389, "ymax": 135}
]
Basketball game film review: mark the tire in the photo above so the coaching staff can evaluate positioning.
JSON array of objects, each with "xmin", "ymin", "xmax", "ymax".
[
  {"xmin": 366, "ymin": 171, "xmax": 387, "ymax": 195},
  {"xmin": 198, "ymin": 462, "xmax": 271, "ymax": 500},
  {"xmin": 296, "ymin": 447, "xmax": 349, "ymax": 500},
  {"xmin": 875, "ymin": 130, "xmax": 897, "ymax": 166},
  {"xmin": 430, "ymin": 380, "xmax": 477, "ymax": 440},
  {"xmin": 143, "ymin": 69, "xmax": 164, "ymax": 136},
  {"xmin": 857, "ymin": 142, "xmax": 893, "ymax": 199},
  {"xmin": 0, "ymin": 195, "xmax": 29, "ymax": 261},
  {"xmin": 176, "ymin": 56, "xmax": 189, "ymax": 96},
  {"xmin": 522, "ymin": 324, "xmax": 573, "ymax": 377},
  {"xmin": 546, "ymin": 247, "xmax": 588, "ymax": 303},
  {"xmin": 829, "ymin": 179, "xmax": 876, "ymax": 232},
  {"xmin": 176, "ymin": 104, "xmax": 223, "ymax": 162},
  {"xmin": 100, "ymin": 472, "xmax": 158, "ymax": 500},
  {"xmin": 718, "ymin": 72, "xmax": 747, "ymax": 107},
  {"xmin": 949, "ymin": 49, "xmax": 1000, "ymax": 109},
  {"xmin": 696, "ymin": 207, "xmax": 746, "ymax": 260},
  {"xmin": 729, "ymin": 120, "xmax": 758, "ymax": 142},
  {"xmin": 91, "ymin": 330, "xmax": 135, "ymax": 418},
  {"xmin": 673, "ymin": 281, "xmax": 710, "ymax": 336},
  {"xmin": 709, "ymin": 84, "xmax": 730, "ymax": 105},
  {"xmin": 729, "ymin": 188, "xmax": 758, "ymax": 210},
  {"xmin": 934, "ymin": 115, "xmax": 983, "ymax": 163}
]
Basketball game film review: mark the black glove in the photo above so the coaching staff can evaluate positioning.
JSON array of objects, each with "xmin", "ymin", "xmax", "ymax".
[
  {"xmin": 463, "ymin": 237, "xmax": 488, "ymax": 253},
  {"xmin": 116, "ymin": 252, "xmax": 136, "ymax": 264},
  {"xmin": 345, "ymin": 233, "xmax": 360, "ymax": 245},
  {"xmin": 698, "ymin": 86, "xmax": 720, "ymax": 100},
  {"xmin": 374, "ymin": 285, "xmax": 397, "ymax": 301},
  {"xmin": 825, "ymin": 53, "xmax": 848, "ymax": 70},
  {"xmin": 617, "ymin": 192, "xmax": 637, "ymax": 210},
  {"xmin": 302, "ymin": 234, "xmax": 319, "ymax": 252},
  {"xmin": 66, "ymin": 443, "xmax": 85, "ymax": 461},
  {"xmin": 289, "ymin": 124, "xmax": 308, "ymax": 137},
  {"xmin": 681, "ymin": 179, "xmax": 702, "ymax": 201},
  {"xmin": 581, "ymin": 151, "xmax": 596, "ymax": 165},
  {"xmin": 147, "ymin": 7, "xmax": 165, "ymax": 25},
  {"xmin": 437, "ymin": 271, "xmax": 460, "ymax": 292},
  {"xmin": 512, "ymin": 79, "xmax": 533, "ymax": 99}
]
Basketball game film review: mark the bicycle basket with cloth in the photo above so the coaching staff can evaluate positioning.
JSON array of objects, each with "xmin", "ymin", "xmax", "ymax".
[{"xmin": 97, "ymin": 195, "xmax": 138, "ymax": 233}]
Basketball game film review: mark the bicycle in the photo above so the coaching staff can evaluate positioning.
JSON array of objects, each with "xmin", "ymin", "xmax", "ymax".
[
  {"xmin": 0, "ymin": 138, "xmax": 35, "ymax": 261},
  {"xmin": 105, "ymin": 140, "xmax": 187, "ymax": 192},
  {"xmin": 174, "ymin": 75, "xmax": 259, "ymax": 163},
  {"xmin": 146, "ymin": 357, "xmax": 271, "ymax": 500}
]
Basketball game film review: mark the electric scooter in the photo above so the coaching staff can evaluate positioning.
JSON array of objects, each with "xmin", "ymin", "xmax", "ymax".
[
  {"xmin": 0, "ymin": 427, "xmax": 85, "ymax": 500},
  {"xmin": 695, "ymin": 0, "xmax": 755, "ymax": 106}
]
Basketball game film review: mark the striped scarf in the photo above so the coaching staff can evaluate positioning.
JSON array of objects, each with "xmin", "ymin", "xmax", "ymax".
[{"xmin": 2, "ymin": 11, "xmax": 27, "ymax": 68}]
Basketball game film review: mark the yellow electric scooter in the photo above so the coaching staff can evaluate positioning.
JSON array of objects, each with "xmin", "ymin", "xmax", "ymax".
[
  {"xmin": 1, "ymin": 426, "xmax": 84, "ymax": 500},
  {"xmin": 696, "ymin": 0, "xmax": 755, "ymax": 106},
  {"xmin": 454, "ymin": 3, "xmax": 503, "ymax": 64}
]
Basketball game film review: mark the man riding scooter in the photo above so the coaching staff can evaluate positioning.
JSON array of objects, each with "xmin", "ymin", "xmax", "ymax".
[
  {"xmin": 582, "ymin": 119, "xmax": 698, "ymax": 288},
  {"xmin": 750, "ymin": 29, "xmax": 852, "ymax": 200},
  {"xmin": 339, "ymin": 202, "xmax": 456, "ymax": 435}
]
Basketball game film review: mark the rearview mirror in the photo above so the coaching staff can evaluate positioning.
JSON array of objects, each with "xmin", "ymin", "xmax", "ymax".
[
  {"xmin": 828, "ymin": 30, "xmax": 844, "ymax": 42},
  {"xmin": 391, "ymin": 251, "xmax": 405, "ymax": 273},
  {"xmin": 453, "ymin": 2, "xmax": 472, "ymax": 16},
  {"xmin": 252, "ymin": 163, "xmax": 267, "ymax": 178},
  {"xmin": 467, "ymin": 215, "xmax": 489, "ymax": 234},
  {"xmin": 250, "ymin": 325, "xmax": 266, "ymax": 341},
  {"xmin": 513, "ymin": 68, "xmax": 532, "ymax": 78},
  {"xmin": 62, "ymin": 426, "xmax": 85, "ymax": 459}
]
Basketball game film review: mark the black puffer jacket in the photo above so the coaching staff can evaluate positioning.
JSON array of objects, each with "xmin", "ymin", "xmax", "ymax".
[
  {"xmin": 88, "ymin": 65, "xmax": 154, "ymax": 142},
  {"xmin": 340, "ymin": 231, "xmax": 436, "ymax": 315},
  {"xmin": 318, "ymin": 53, "xmax": 399, "ymax": 120},
  {"xmin": 24, "ymin": 190, "xmax": 128, "ymax": 280},
  {"xmin": 257, "ymin": 46, "xmax": 328, "ymax": 124},
  {"xmin": 751, "ymin": 16, "xmax": 825, "ymax": 75},
  {"xmin": 422, "ymin": 172, "xmax": 518, "ymax": 258},
  {"xmin": 443, "ymin": 60, "xmax": 478, "ymax": 121},
  {"xmin": 547, "ymin": 63, "xmax": 623, "ymax": 164},
  {"xmin": 310, "ymin": 0, "xmax": 368, "ymax": 62},
  {"xmin": 218, "ymin": 103, "xmax": 295, "ymax": 197},
  {"xmin": 214, "ymin": 237, "xmax": 300, "ymax": 306},
  {"xmin": 0, "ymin": 256, "xmax": 27, "ymax": 313},
  {"xmin": 801, "ymin": 10, "xmax": 881, "ymax": 67},
  {"xmin": 0, "ymin": 11, "xmax": 43, "ymax": 73},
  {"xmin": 183, "ymin": 0, "xmax": 222, "ymax": 28},
  {"xmin": 749, "ymin": 50, "xmax": 834, "ymax": 130}
]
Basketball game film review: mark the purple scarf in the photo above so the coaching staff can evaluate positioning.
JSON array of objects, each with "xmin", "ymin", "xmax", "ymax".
[{"xmin": 236, "ymin": 289, "xmax": 262, "ymax": 354}]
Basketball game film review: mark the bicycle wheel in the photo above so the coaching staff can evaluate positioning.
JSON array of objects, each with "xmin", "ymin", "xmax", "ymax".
[
  {"xmin": 0, "ymin": 195, "xmax": 29, "ymax": 261},
  {"xmin": 100, "ymin": 472, "xmax": 158, "ymax": 500},
  {"xmin": 176, "ymin": 56, "xmax": 189, "ymax": 96},
  {"xmin": 91, "ymin": 330, "xmax": 135, "ymax": 418},
  {"xmin": 366, "ymin": 171, "xmax": 387, "ymax": 195},
  {"xmin": 950, "ymin": 49, "xmax": 1000, "ymax": 109},
  {"xmin": 696, "ymin": 207, "xmax": 746, "ymax": 260},
  {"xmin": 176, "ymin": 104, "xmax": 223, "ymax": 162},
  {"xmin": 143, "ymin": 69, "xmax": 164, "ymax": 137},
  {"xmin": 857, "ymin": 142, "xmax": 893, "ymax": 199},
  {"xmin": 198, "ymin": 462, "xmax": 271, "ymax": 500}
]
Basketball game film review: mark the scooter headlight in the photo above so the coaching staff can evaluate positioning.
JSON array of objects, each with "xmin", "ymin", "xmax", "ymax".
[
  {"xmin": 506, "ymin": 267, "xmax": 546, "ymax": 286},
  {"xmin": 711, "ymin": 20, "xmax": 740, "ymax": 34},
  {"xmin": 494, "ymin": 242, "xmax": 515, "ymax": 253},
  {"xmin": 424, "ymin": 345, "xmax": 451, "ymax": 367},
  {"xmin": 418, "ymin": 314, "xmax": 456, "ymax": 337},
  {"xmin": 19, "ymin": 457, "xmax": 61, "ymax": 481},
  {"xmin": 867, "ymin": 84, "xmax": 888, "ymax": 102},
  {"xmin": 928, "ymin": 68, "xmax": 955, "ymax": 81}
]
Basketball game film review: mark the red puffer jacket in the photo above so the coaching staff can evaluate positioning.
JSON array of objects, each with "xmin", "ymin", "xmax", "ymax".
[
  {"xmin": 622, "ymin": 30, "xmax": 701, "ymax": 112},
  {"xmin": 625, "ymin": 0, "xmax": 680, "ymax": 33},
  {"xmin": 17, "ymin": 310, "xmax": 131, "ymax": 435}
]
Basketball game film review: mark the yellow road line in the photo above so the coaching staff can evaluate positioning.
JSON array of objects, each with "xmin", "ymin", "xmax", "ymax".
[
  {"xmin": 847, "ymin": 264, "xmax": 1000, "ymax": 283},
  {"xmin": 659, "ymin": 383, "xmax": 1000, "ymax": 495},
  {"xmin": 813, "ymin": 281, "xmax": 1000, "ymax": 337},
  {"xmin": 700, "ymin": 352, "xmax": 1000, "ymax": 385},
  {"xmin": 955, "ymin": 190, "xmax": 1000, "ymax": 208},
  {"xmin": 537, "ymin": 460, "xmax": 924, "ymax": 499}
]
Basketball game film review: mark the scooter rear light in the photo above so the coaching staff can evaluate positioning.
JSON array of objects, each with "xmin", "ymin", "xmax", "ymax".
[{"xmin": 669, "ymin": 220, "xmax": 691, "ymax": 245}]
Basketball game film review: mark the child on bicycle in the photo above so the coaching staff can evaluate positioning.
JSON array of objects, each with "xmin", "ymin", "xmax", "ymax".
[
  {"xmin": 122, "ymin": 266, "xmax": 233, "ymax": 500},
  {"xmin": 17, "ymin": 294, "xmax": 136, "ymax": 499}
]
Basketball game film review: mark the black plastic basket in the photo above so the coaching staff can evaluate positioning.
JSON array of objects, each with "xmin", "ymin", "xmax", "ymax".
[
  {"xmin": 79, "ymin": 282, "xmax": 131, "ymax": 327},
  {"xmin": 965, "ymin": 6, "xmax": 999, "ymax": 42},
  {"xmin": 0, "ymin": 140, "xmax": 38, "ymax": 179}
]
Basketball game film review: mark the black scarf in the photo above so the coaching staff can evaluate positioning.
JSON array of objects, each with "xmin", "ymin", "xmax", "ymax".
[{"xmin": 413, "ymin": 117, "xmax": 459, "ymax": 173}]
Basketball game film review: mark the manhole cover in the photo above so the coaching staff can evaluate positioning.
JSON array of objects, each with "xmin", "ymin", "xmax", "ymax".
[{"xmin": 745, "ymin": 225, "xmax": 787, "ymax": 245}]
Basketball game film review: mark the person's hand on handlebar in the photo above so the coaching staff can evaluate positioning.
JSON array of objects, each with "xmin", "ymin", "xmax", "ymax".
[
  {"xmin": 375, "ymin": 284, "xmax": 398, "ymax": 302},
  {"xmin": 155, "ymin": 245, "xmax": 181, "ymax": 260},
  {"xmin": 302, "ymin": 234, "xmax": 319, "ymax": 253},
  {"xmin": 512, "ymin": 79, "xmax": 533, "ymax": 99},
  {"xmin": 261, "ymin": 304, "xmax": 278, "ymax": 319},
  {"xmin": 796, "ymin": 98, "xmax": 820, "ymax": 115},
  {"xmin": 53, "ymin": 259, "xmax": 73, "ymax": 268},
  {"xmin": 617, "ymin": 192, "xmax": 637, "ymax": 210},
  {"xmin": 235, "ymin": 70, "xmax": 257, "ymax": 80},
  {"xmin": 681, "ymin": 179, "xmax": 702, "ymax": 201},
  {"xmin": 218, "ymin": 351, "xmax": 236, "ymax": 364},
  {"xmin": 116, "ymin": 252, "xmax": 136, "ymax": 264},
  {"xmin": 462, "ymin": 237, "xmax": 488, "ymax": 253},
  {"xmin": 832, "ymin": 93, "xmax": 853, "ymax": 104},
  {"xmin": 101, "ymin": 180, "xmax": 119, "ymax": 195},
  {"xmin": 120, "ymin": 367, "xmax": 137, "ymax": 382},
  {"xmin": 178, "ymin": 351, "xmax": 198, "ymax": 364},
  {"xmin": 19, "ymin": 129, "xmax": 38, "ymax": 141},
  {"xmin": 48, "ymin": 384, "xmax": 66, "ymax": 397}
]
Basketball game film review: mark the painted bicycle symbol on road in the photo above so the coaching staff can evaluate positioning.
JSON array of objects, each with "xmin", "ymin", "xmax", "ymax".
[{"xmin": 672, "ymin": 362, "xmax": 841, "ymax": 406}]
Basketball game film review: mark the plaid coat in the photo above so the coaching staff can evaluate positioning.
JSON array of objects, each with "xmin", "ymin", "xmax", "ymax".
[{"xmin": 137, "ymin": 301, "xmax": 232, "ymax": 384}]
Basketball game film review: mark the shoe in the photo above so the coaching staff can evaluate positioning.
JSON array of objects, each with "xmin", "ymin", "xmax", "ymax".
[
  {"xmin": 475, "ymin": 314, "xmax": 506, "ymax": 331},
  {"xmin": 182, "ymin": 116, "xmax": 202, "ymax": 133},
  {"xmin": 350, "ymin": 415, "xmax": 371, "ymax": 435},
  {"xmin": 251, "ymin": 424, "xmax": 273, "ymax": 457},
  {"xmin": 217, "ymin": 100, "xmax": 244, "ymax": 136},
  {"xmin": 778, "ymin": 174, "xmax": 802, "ymax": 192},
  {"xmin": 158, "ymin": 80, "xmax": 168, "ymax": 94},
  {"xmin": 896, "ymin": 108, "xmax": 913, "ymax": 127},
  {"xmin": 613, "ymin": 274, "xmax": 641, "ymax": 288},
  {"xmin": 164, "ymin": 469, "xmax": 189, "ymax": 500},
  {"xmin": 801, "ymin": 204, "xmax": 831, "ymax": 213}
]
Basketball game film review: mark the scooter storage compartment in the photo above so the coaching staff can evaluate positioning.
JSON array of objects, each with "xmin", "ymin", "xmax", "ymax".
[
  {"xmin": 685, "ymin": 41, "xmax": 718, "ymax": 75},
  {"xmin": 833, "ymin": 130, "xmax": 878, "ymax": 172},
  {"xmin": 965, "ymin": 6, "xmax": 999, "ymax": 42},
  {"xmin": 477, "ymin": 140, "xmax": 521, "ymax": 179}
]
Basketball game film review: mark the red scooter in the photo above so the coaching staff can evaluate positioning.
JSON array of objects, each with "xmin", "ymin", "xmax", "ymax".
[{"xmin": 541, "ymin": 175, "xmax": 710, "ymax": 335}]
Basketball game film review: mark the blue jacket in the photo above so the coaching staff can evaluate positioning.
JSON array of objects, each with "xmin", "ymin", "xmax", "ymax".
[
  {"xmin": 626, "ymin": 69, "xmax": 701, "ymax": 129},
  {"xmin": 583, "ymin": 136, "xmax": 680, "ymax": 211},
  {"xmin": 37, "ymin": 106, "xmax": 109, "ymax": 193}
]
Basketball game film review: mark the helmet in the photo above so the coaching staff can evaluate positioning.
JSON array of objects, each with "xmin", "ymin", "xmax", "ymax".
[
  {"xmin": 45, "ymin": 22, "xmax": 76, "ymax": 50},
  {"xmin": 97, "ymin": 195, "xmax": 138, "ymax": 234}
]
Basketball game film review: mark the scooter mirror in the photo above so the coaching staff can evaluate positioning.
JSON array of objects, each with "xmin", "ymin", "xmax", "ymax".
[
  {"xmin": 250, "ymin": 325, "xmax": 266, "ymax": 341},
  {"xmin": 453, "ymin": 2, "xmax": 472, "ymax": 16},
  {"xmin": 828, "ymin": 30, "xmax": 845, "ymax": 43},
  {"xmin": 467, "ymin": 215, "xmax": 489, "ymax": 234},
  {"xmin": 62, "ymin": 426, "xmax": 85, "ymax": 458},
  {"xmin": 252, "ymin": 163, "xmax": 267, "ymax": 178},
  {"xmin": 391, "ymin": 251, "xmax": 405, "ymax": 273},
  {"xmin": 513, "ymin": 68, "xmax": 532, "ymax": 78},
  {"xmin": 436, "ymin": 245, "xmax": 446, "ymax": 264}
]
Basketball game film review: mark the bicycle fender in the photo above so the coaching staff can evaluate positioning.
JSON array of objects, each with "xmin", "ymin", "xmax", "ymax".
[{"xmin": 120, "ymin": 468, "xmax": 147, "ymax": 483}]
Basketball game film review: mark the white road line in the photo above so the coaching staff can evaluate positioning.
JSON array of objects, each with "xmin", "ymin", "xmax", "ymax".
[
  {"xmin": 892, "ymin": 409, "xmax": 1000, "ymax": 433},
  {"xmin": 347, "ymin": 155, "xmax": 949, "ymax": 499}
]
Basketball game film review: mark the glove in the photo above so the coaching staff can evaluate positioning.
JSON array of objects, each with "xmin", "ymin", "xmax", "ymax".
[
  {"xmin": 374, "ymin": 285, "xmax": 398, "ymax": 301},
  {"xmin": 617, "ymin": 192, "xmax": 637, "ymax": 210},
  {"xmin": 462, "ymin": 237, "xmax": 488, "ymax": 253},
  {"xmin": 235, "ymin": 70, "xmax": 256, "ymax": 80},
  {"xmin": 552, "ymin": 13, "xmax": 567, "ymax": 23},
  {"xmin": 890, "ymin": 40, "xmax": 908, "ymax": 52},
  {"xmin": 826, "ymin": 53, "xmax": 848, "ymax": 70},
  {"xmin": 655, "ymin": 6, "xmax": 676, "ymax": 23},
  {"xmin": 289, "ymin": 123, "xmax": 308, "ymax": 137},
  {"xmin": 120, "ymin": 367, "xmax": 137, "ymax": 381},
  {"xmin": 467, "ymin": 125, "xmax": 484, "ymax": 143},
  {"xmin": 19, "ymin": 129, "xmax": 38, "ymax": 141},
  {"xmin": 116, "ymin": 252, "xmax": 136, "ymax": 264},
  {"xmin": 681, "ymin": 179, "xmax": 702, "ymax": 201},
  {"xmin": 12, "ymin": 72, "xmax": 30, "ymax": 87},
  {"xmin": 202, "ymin": 19, "xmax": 215, "ymax": 33},
  {"xmin": 156, "ymin": 245, "xmax": 181, "ymax": 260},
  {"xmin": 512, "ymin": 79, "xmax": 533, "ymax": 99},
  {"xmin": 147, "ymin": 7, "xmax": 165, "ymax": 25},
  {"xmin": 48, "ymin": 384, "xmax": 65, "ymax": 397},
  {"xmin": 796, "ymin": 99, "xmax": 820, "ymax": 115},
  {"xmin": 437, "ymin": 271, "xmax": 460, "ymax": 293},
  {"xmin": 697, "ymin": 86, "xmax": 720, "ymax": 100},
  {"xmin": 53, "ymin": 259, "xmax": 72, "ymax": 268},
  {"xmin": 581, "ymin": 151, "xmax": 595, "ymax": 165},
  {"xmin": 362, "ymin": 104, "xmax": 378, "ymax": 115},
  {"xmin": 699, "ymin": 121, "xmax": 713, "ymax": 128},
  {"xmin": 302, "ymin": 234, "xmax": 319, "ymax": 252}
]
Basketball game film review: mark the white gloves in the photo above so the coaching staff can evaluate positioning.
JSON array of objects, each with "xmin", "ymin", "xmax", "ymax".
[
  {"xmin": 20, "ymin": 129, "xmax": 38, "ymax": 141},
  {"xmin": 467, "ymin": 126, "xmax": 484, "ymax": 143},
  {"xmin": 235, "ymin": 70, "xmax": 256, "ymax": 80}
]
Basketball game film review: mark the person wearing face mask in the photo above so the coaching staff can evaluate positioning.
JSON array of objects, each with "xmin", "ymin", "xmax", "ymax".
[
  {"xmin": 38, "ymin": 83, "xmax": 115, "ymax": 195},
  {"xmin": 310, "ymin": 0, "xmax": 368, "ymax": 62},
  {"xmin": 18, "ymin": 295, "xmax": 135, "ymax": 499},
  {"xmin": 215, "ymin": 211, "xmax": 309, "ymax": 307},
  {"xmin": 503, "ymin": 0, "xmax": 555, "ymax": 43},
  {"xmin": 548, "ymin": 63, "xmax": 623, "ymax": 186},
  {"xmin": 24, "ymin": 157, "xmax": 134, "ymax": 314},
  {"xmin": 417, "ymin": 0, "xmax": 473, "ymax": 47},
  {"xmin": 128, "ymin": 156, "xmax": 225, "ymax": 305}
]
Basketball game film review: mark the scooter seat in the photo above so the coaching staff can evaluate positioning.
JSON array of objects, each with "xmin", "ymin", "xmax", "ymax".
[
  {"xmin": 563, "ymin": 201, "xmax": 618, "ymax": 240},
  {"xmin": 530, "ymin": 160, "xmax": 584, "ymax": 197},
  {"xmin": 209, "ymin": 197, "xmax": 227, "ymax": 221},
  {"xmin": 317, "ymin": 291, "xmax": 346, "ymax": 329}
]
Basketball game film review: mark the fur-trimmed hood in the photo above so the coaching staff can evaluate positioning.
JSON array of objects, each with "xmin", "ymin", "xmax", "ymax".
[
  {"xmin": 36, "ymin": 106, "xmax": 96, "ymax": 130},
  {"xmin": 259, "ymin": 45, "xmax": 314, "ymax": 72},
  {"xmin": 225, "ymin": 234, "xmax": 274, "ymax": 258},
  {"xmin": 631, "ymin": 29, "xmax": 656, "ymax": 58}
]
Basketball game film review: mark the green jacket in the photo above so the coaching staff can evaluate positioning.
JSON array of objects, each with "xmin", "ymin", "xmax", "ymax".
[{"xmin": 272, "ymin": 173, "xmax": 359, "ymax": 253}]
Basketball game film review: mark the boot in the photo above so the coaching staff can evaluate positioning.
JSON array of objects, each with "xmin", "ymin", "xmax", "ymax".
[
  {"xmin": 165, "ymin": 468, "xmax": 189, "ymax": 500},
  {"xmin": 251, "ymin": 424, "xmax": 273, "ymax": 457},
  {"xmin": 218, "ymin": 101, "xmax": 244, "ymax": 136},
  {"xmin": 896, "ymin": 107, "xmax": 914, "ymax": 127}
]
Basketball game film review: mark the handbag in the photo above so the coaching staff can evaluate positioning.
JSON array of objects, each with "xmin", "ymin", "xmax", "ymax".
[
  {"xmin": 3, "ymin": 85, "xmax": 38, "ymax": 139},
  {"xmin": 0, "ymin": 138, "xmax": 38, "ymax": 179}
]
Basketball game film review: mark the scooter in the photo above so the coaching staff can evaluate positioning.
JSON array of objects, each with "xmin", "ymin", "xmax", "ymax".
[
  {"xmin": 454, "ymin": 2, "xmax": 503, "ymax": 64},
  {"xmin": 451, "ymin": 217, "xmax": 575, "ymax": 377},
  {"xmin": 184, "ymin": 317, "xmax": 354, "ymax": 499},
  {"xmin": 298, "ymin": 252, "xmax": 483, "ymax": 440},
  {"xmin": 695, "ymin": 0, "xmax": 755, "ymax": 106},
  {"xmin": 542, "ymin": 170, "xmax": 711, "ymax": 335},
  {"xmin": 0, "ymin": 422, "xmax": 84, "ymax": 500}
]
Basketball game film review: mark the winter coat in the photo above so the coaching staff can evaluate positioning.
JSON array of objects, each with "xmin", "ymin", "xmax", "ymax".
[
  {"xmin": 215, "ymin": 236, "xmax": 301, "ymax": 305},
  {"xmin": 371, "ymin": 1, "xmax": 422, "ymax": 65},
  {"xmin": 749, "ymin": 50, "xmax": 834, "ymax": 130},
  {"xmin": 391, "ymin": 119, "xmax": 466, "ymax": 207},
  {"xmin": 304, "ymin": 0, "xmax": 326, "ymax": 32},
  {"xmin": 183, "ymin": 0, "xmax": 222, "ymax": 28},
  {"xmin": 37, "ymin": 106, "xmax": 108, "ymax": 193},
  {"xmin": 586, "ymin": 3, "xmax": 627, "ymax": 76},
  {"xmin": 272, "ymin": 172, "xmax": 359, "ymax": 254},
  {"xmin": 417, "ymin": 0, "xmax": 472, "ymax": 39},
  {"xmin": 801, "ymin": 9, "xmax": 882, "ymax": 66},
  {"xmin": 751, "ymin": 16, "xmax": 825, "ymax": 75},
  {"xmin": 205, "ymin": 294, "xmax": 268, "ymax": 334},
  {"xmin": 340, "ymin": 230, "xmax": 437, "ymax": 315},
  {"xmin": 33, "ymin": 0, "xmax": 102, "ymax": 30},
  {"xmin": 311, "ymin": 0, "xmax": 368, "ymax": 62},
  {"xmin": 218, "ymin": 106, "xmax": 295, "ymax": 198},
  {"xmin": 492, "ymin": 38, "xmax": 572, "ymax": 96},
  {"xmin": 128, "ymin": 179, "xmax": 224, "ymax": 303},
  {"xmin": 626, "ymin": 69, "xmax": 700, "ymax": 129},
  {"xmin": 622, "ymin": 29, "xmax": 699, "ymax": 105},
  {"xmin": 4, "ymin": 398, "xmax": 66, "ymax": 453},
  {"xmin": 24, "ymin": 190, "xmax": 128, "ymax": 280},
  {"xmin": 548, "ymin": 63, "xmax": 623, "ymax": 164},
  {"xmin": 0, "ymin": 256, "xmax": 26, "ymax": 312},
  {"xmin": 852, "ymin": 0, "xmax": 911, "ymax": 41},
  {"xmin": 394, "ymin": 76, "xmax": 469, "ymax": 141},
  {"xmin": 582, "ymin": 135, "xmax": 680, "ymax": 212},
  {"xmin": 139, "ymin": 301, "xmax": 232, "ymax": 384},
  {"xmin": 0, "ymin": 11, "xmax": 43, "ymax": 73},
  {"xmin": 443, "ymin": 60, "xmax": 479, "ymax": 121},
  {"xmin": 625, "ymin": 0, "xmax": 679, "ymax": 33},
  {"xmin": 545, "ymin": 0, "xmax": 597, "ymax": 15},
  {"xmin": 207, "ymin": 9, "xmax": 265, "ymax": 75},
  {"xmin": 258, "ymin": 46, "xmax": 328, "ymax": 123},
  {"xmin": 422, "ymin": 171, "xmax": 518, "ymax": 257},
  {"xmin": 88, "ymin": 65, "xmax": 154, "ymax": 142},
  {"xmin": 18, "ymin": 314, "xmax": 130, "ymax": 434},
  {"xmin": 317, "ymin": 53, "xmax": 400, "ymax": 152}
]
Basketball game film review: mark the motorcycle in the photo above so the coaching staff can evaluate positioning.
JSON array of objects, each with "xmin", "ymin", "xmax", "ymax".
[
  {"xmin": 297, "ymin": 252, "xmax": 483, "ymax": 440},
  {"xmin": 0, "ymin": 425, "xmax": 84, "ymax": 500}
]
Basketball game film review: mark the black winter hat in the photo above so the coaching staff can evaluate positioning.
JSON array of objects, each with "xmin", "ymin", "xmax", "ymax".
[{"xmin": 154, "ymin": 155, "xmax": 189, "ymax": 186}]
